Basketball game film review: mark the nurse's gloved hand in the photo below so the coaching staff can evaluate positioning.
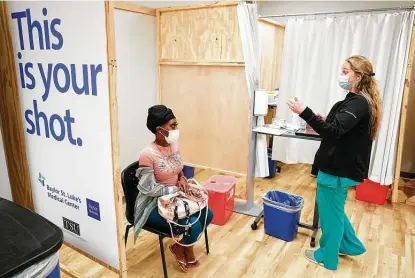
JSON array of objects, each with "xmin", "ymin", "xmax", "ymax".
[
  {"xmin": 316, "ymin": 113, "xmax": 326, "ymax": 121},
  {"xmin": 287, "ymin": 97, "xmax": 306, "ymax": 115}
]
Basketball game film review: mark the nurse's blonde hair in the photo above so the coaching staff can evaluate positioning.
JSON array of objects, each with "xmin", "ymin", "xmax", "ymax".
[{"xmin": 346, "ymin": 55, "xmax": 382, "ymax": 139}]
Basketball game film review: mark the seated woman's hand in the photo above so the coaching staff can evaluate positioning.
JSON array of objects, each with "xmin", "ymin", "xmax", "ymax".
[{"xmin": 178, "ymin": 177, "xmax": 189, "ymax": 194}]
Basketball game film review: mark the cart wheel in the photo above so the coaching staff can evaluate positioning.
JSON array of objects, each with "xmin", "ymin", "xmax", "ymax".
[
  {"xmin": 310, "ymin": 239, "xmax": 316, "ymax": 248},
  {"xmin": 251, "ymin": 223, "xmax": 258, "ymax": 230}
]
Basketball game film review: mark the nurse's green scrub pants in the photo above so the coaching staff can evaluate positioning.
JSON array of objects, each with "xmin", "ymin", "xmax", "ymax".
[{"xmin": 314, "ymin": 171, "xmax": 366, "ymax": 270}]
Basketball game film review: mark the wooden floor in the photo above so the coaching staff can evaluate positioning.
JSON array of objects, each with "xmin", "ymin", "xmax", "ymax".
[{"xmin": 60, "ymin": 164, "xmax": 415, "ymax": 278}]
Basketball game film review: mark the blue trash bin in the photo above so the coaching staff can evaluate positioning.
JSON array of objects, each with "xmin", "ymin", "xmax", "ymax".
[
  {"xmin": 266, "ymin": 148, "xmax": 277, "ymax": 179},
  {"xmin": 263, "ymin": 191, "xmax": 304, "ymax": 242},
  {"xmin": 183, "ymin": 165, "xmax": 195, "ymax": 179},
  {"xmin": 47, "ymin": 262, "xmax": 61, "ymax": 278}
]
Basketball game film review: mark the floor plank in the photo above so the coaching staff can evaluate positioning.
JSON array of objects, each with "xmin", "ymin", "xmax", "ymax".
[{"xmin": 59, "ymin": 164, "xmax": 415, "ymax": 277}]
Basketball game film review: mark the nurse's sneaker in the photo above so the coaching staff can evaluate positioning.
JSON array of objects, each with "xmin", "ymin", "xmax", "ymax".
[{"xmin": 304, "ymin": 249, "xmax": 324, "ymax": 267}]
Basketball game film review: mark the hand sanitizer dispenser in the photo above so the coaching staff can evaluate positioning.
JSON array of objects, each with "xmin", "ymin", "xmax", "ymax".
[{"xmin": 254, "ymin": 89, "xmax": 268, "ymax": 116}]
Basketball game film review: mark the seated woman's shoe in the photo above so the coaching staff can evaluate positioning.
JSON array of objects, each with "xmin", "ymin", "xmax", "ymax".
[
  {"xmin": 185, "ymin": 246, "xmax": 200, "ymax": 268},
  {"xmin": 169, "ymin": 242, "xmax": 188, "ymax": 272}
]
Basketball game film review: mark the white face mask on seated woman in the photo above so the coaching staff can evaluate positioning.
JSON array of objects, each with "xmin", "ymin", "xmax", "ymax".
[{"xmin": 159, "ymin": 127, "xmax": 180, "ymax": 144}]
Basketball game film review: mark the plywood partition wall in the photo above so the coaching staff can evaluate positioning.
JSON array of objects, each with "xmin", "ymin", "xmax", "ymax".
[
  {"xmin": 159, "ymin": 3, "xmax": 243, "ymax": 63},
  {"xmin": 392, "ymin": 27, "xmax": 415, "ymax": 203},
  {"xmin": 158, "ymin": 2, "xmax": 250, "ymax": 174},
  {"xmin": 258, "ymin": 18, "xmax": 285, "ymax": 130},
  {"xmin": 161, "ymin": 65, "xmax": 249, "ymax": 173},
  {"xmin": 258, "ymin": 18, "xmax": 285, "ymax": 91},
  {"xmin": 0, "ymin": 1, "xmax": 34, "ymax": 210},
  {"xmin": 401, "ymin": 46, "xmax": 415, "ymax": 176}
]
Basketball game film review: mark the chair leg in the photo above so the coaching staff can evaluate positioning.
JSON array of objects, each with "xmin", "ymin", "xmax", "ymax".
[
  {"xmin": 125, "ymin": 224, "xmax": 133, "ymax": 247},
  {"xmin": 204, "ymin": 229, "xmax": 210, "ymax": 255},
  {"xmin": 159, "ymin": 234, "xmax": 168, "ymax": 278}
]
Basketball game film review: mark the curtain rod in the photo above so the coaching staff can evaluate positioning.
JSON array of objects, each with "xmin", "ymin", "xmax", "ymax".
[{"xmin": 259, "ymin": 6, "xmax": 414, "ymax": 19}]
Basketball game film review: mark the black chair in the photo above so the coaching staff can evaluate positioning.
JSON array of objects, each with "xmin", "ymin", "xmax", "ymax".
[{"xmin": 121, "ymin": 161, "xmax": 210, "ymax": 278}]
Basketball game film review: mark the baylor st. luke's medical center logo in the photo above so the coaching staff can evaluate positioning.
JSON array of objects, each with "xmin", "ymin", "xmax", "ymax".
[
  {"xmin": 38, "ymin": 173, "xmax": 101, "ymax": 222},
  {"xmin": 37, "ymin": 172, "xmax": 82, "ymax": 210}
]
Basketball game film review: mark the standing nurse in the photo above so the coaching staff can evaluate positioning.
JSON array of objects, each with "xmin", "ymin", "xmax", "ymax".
[{"xmin": 287, "ymin": 55, "xmax": 382, "ymax": 270}]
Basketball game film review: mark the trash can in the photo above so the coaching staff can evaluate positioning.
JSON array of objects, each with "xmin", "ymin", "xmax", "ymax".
[
  {"xmin": 0, "ymin": 198, "xmax": 64, "ymax": 278},
  {"xmin": 204, "ymin": 175, "xmax": 237, "ymax": 225},
  {"xmin": 263, "ymin": 191, "xmax": 304, "ymax": 242},
  {"xmin": 183, "ymin": 165, "xmax": 195, "ymax": 179},
  {"xmin": 266, "ymin": 148, "xmax": 277, "ymax": 179},
  {"xmin": 355, "ymin": 179, "xmax": 389, "ymax": 205}
]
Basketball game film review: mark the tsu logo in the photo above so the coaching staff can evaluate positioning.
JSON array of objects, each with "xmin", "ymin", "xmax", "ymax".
[
  {"xmin": 38, "ymin": 173, "xmax": 45, "ymax": 186},
  {"xmin": 63, "ymin": 217, "xmax": 81, "ymax": 236}
]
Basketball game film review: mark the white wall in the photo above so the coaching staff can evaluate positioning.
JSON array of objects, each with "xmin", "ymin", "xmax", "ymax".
[
  {"xmin": 0, "ymin": 128, "xmax": 12, "ymax": 201},
  {"xmin": 115, "ymin": 10, "xmax": 158, "ymax": 169}
]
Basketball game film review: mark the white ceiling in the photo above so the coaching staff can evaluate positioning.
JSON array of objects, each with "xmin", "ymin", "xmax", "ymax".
[{"xmin": 131, "ymin": 1, "xmax": 217, "ymax": 9}]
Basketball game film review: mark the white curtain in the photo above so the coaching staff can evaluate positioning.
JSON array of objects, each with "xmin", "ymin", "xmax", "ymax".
[
  {"xmin": 237, "ymin": 1, "xmax": 269, "ymax": 177},
  {"xmin": 272, "ymin": 10, "xmax": 414, "ymax": 185}
]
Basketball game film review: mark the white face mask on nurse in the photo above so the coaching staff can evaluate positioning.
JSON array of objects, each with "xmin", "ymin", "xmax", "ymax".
[{"xmin": 338, "ymin": 62, "xmax": 361, "ymax": 92}]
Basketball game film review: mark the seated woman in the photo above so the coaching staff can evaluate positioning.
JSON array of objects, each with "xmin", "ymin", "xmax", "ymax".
[{"xmin": 138, "ymin": 105, "xmax": 213, "ymax": 272}]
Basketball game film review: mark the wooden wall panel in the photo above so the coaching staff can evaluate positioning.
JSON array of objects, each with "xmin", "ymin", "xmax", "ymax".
[
  {"xmin": 273, "ymin": 26, "xmax": 285, "ymax": 88},
  {"xmin": 393, "ymin": 28, "xmax": 415, "ymax": 202},
  {"xmin": 160, "ymin": 65, "xmax": 249, "ymax": 174},
  {"xmin": 105, "ymin": 2, "xmax": 127, "ymax": 276},
  {"xmin": 258, "ymin": 19, "xmax": 285, "ymax": 91},
  {"xmin": 160, "ymin": 5, "xmax": 243, "ymax": 62},
  {"xmin": 258, "ymin": 19, "xmax": 285, "ymax": 130},
  {"xmin": 0, "ymin": 2, "xmax": 34, "ymax": 210},
  {"xmin": 113, "ymin": 1, "xmax": 156, "ymax": 16},
  {"xmin": 401, "ymin": 48, "xmax": 415, "ymax": 174}
]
